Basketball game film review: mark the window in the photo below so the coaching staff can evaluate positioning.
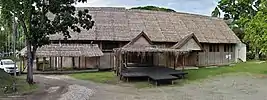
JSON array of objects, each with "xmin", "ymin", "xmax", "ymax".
[
  {"xmin": 102, "ymin": 42, "xmax": 119, "ymax": 52},
  {"xmin": 209, "ymin": 44, "xmax": 220, "ymax": 52},
  {"xmin": 2, "ymin": 60, "xmax": 14, "ymax": 65},
  {"xmin": 224, "ymin": 44, "xmax": 234, "ymax": 52}
]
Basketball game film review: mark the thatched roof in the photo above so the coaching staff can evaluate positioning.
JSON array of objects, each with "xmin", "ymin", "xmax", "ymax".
[
  {"xmin": 171, "ymin": 33, "xmax": 203, "ymax": 50},
  {"xmin": 114, "ymin": 31, "xmax": 189, "ymax": 53},
  {"xmin": 50, "ymin": 7, "xmax": 240, "ymax": 44},
  {"xmin": 20, "ymin": 44, "xmax": 103, "ymax": 57}
]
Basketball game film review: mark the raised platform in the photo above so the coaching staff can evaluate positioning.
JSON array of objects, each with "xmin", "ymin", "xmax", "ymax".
[{"xmin": 120, "ymin": 67, "xmax": 188, "ymax": 85}]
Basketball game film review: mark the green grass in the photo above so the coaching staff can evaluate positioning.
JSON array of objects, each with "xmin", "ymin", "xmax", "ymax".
[
  {"xmin": 185, "ymin": 61, "xmax": 267, "ymax": 81},
  {"xmin": 69, "ymin": 72, "xmax": 118, "ymax": 84},
  {"xmin": 0, "ymin": 70, "xmax": 37, "ymax": 96},
  {"xmin": 69, "ymin": 61, "xmax": 267, "ymax": 88}
]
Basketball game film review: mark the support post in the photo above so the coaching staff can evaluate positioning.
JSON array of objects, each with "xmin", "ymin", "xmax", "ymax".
[
  {"xmin": 49, "ymin": 57, "xmax": 52, "ymax": 69},
  {"xmin": 72, "ymin": 57, "xmax": 75, "ymax": 69},
  {"xmin": 22, "ymin": 58, "xmax": 25, "ymax": 71},
  {"xmin": 85, "ymin": 57, "xmax": 87, "ymax": 69},
  {"xmin": 42, "ymin": 57, "xmax": 45, "ymax": 71},
  {"xmin": 19, "ymin": 57, "xmax": 22, "ymax": 74},
  {"xmin": 174, "ymin": 54, "xmax": 176, "ymax": 70},
  {"xmin": 183, "ymin": 56, "xmax": 185, "ymax": 70},
  {"xmin": 36, "ymin": 58, "xmax": 39, "ymax": 71},
  {"xmin": 55, "ymin": 57, "xmax": 58, "ymax": 70},
  {"xmin": 78, "ymin": 57, "xmax": 81, "ymax": 69},
  {"xmin": 60, "ymin": 56, "xmax": 63, "ymax": 71},
  {"xmin": 53, "ymin": 57, "xmax": 56, "ymax": 70}
]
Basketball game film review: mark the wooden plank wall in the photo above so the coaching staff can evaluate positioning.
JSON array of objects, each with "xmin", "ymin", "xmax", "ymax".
[{"xmin": 197, "ymin": 43, "xmax": 236, "ymax": 66}]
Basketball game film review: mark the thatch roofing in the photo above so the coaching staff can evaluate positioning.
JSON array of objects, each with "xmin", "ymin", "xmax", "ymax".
[
  {"xmin": 171, "ymin": 33, "xmax": 203, "ymax": 50},
  {"xmin": 20, "ymin": 44, "xmax": 103, "ymax": 57},
  {"xmin": 49, "ymin": 7, "xmax": 240, "ymax": 43},
  {"xmin": 114, "ymin": 31, "xmax": 189, "ymax": 53},
  {"xmin": 122, "ymin": 31, "xmax": 153, "ymax": 48}
]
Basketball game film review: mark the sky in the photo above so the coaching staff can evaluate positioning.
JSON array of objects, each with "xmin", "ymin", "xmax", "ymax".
[{"xmin": 75, "ymin": 0, "xmax": 220, "ymax": 16}]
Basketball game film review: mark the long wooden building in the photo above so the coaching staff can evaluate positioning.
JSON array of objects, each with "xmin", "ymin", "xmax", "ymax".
[{"xmin": 21, "ymin": 7, "xmax": 246, "ymax": 71}]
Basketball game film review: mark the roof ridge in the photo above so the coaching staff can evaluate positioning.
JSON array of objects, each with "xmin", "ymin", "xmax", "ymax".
[{"xmin": 127, "ymin": 8, "xmax": 222, "ymax": 20}]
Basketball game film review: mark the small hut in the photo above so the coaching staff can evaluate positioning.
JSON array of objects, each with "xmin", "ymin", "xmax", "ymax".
[
  {"xmin": 113, "ymin": 32, "xmax": 194, "ymax": 81},
  {"xmin": 20, "ymin": 44, "xmax": 103, "ymax": 71}
]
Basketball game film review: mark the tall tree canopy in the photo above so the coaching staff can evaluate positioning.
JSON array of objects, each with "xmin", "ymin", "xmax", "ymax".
[
  {"xmin": 243, "ymin": 1, "xmax": 267, "ymax": 59},
  {"xmin": 212, "ymin": 0, "xmax": 265, "ymax": 59},
  {"xmin": 131, "ymin": 6, "xmax": 176, "ymax": 12},
  {"xmin": 0, "ymin": 0, "xmax": 94, "ymax": 84}
]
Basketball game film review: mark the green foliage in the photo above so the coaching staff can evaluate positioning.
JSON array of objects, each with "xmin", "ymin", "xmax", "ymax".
[
  {"xmin": 131, "ymin": 6, "xmax": 176, "ymax": 12},
  {"xmin": 0, "ymin": 32, "xmax": 7, "ymax": 51},
  {"xmin": 213, "ymin": 0, "xmax": 267, "ymax": 59},
  {"xmin": 0, "ymin": 0, "xmax": 94, "ymax": 83},
  {"xmin": 243, "ymin": 1, "xmax": 267, "ymax": 54},
  {"xmin": 0, "ymin": 70, "xmax": 37, "ymax": 95}
]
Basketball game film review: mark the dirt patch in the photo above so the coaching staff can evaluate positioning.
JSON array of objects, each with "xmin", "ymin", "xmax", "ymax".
[
  {"xmin": 89, "ymin": 74, "xmax": 267, "ymax": 100},
  {"xmin": 5, "ymin": 74, "xmax": 267, "ymax": 100}
]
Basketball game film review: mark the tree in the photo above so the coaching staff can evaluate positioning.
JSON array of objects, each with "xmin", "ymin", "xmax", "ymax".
[
  {"xmin": 243, "ymin": 1, "xmax": 267, "ymax": 59},
  {"xmin": 0, "ymin": 0, "xmax": 94, "ymax": 84},
  {"xmin": 212, "ymin": 0, "xmax": 263, "ymax": 59},
  {"xmin": 0, "ymin": 32, "xmax": 7, "ymax": 52},
  {"xmin": 131, "ymin": 6, "xmax": 176, "ymax": 12}
]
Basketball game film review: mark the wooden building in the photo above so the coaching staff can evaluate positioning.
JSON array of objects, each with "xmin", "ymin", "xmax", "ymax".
[{"xmin": 20, "ymin": 7, "xmax": 245, "ymax": 71}]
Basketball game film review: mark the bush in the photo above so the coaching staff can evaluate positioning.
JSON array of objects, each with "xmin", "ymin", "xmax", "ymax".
[{"xmin": 247, "ymin": 52, "xmax": 255, "ymax": 60}]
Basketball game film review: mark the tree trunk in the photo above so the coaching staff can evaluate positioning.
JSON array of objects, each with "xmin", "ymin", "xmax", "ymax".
[
  {"xmin": 255, "ymin": 48, "xmax": 260, "ymax": 60},
  {"xmin": 26, "ymin": 42, "xmax": 34, "ymax": 84}
]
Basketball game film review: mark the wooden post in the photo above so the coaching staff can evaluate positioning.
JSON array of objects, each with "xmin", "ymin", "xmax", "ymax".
[
  {"xmin": 42, "ymin": 57, "xmax": 45, "ymax": 71},
  {"xmin": 60, "ymin": 56, "xmax": 63, "ymax": 71},
  {"xmin": 55, "ymin": 57, "xmax": 58, "ymax": 70},
  {"xmin": 19, "ymin": 57, "xmax": 22, "ymax": 74},
  {"xmin": 183, "ymin": 56, "xmax": 185, "ymax": 70},
  {"xmin": 78, "ymin": 57, "xmax": 81, "ymax": 69},
  {"xmin": 22, "ymin": 57, "xmax": 26, "ymax": 72},
  {"xmin": 49, "ymin": 57, "xmax": 52, "ymax": 69},
  {"xmin": 84, "ymin": 57, "xmax": 87, "ymax": 69},
  {"xmin": 53, "ymin": 57, "xmax": 55, "ymax": 70},
  {"xmin": 72, "ymin": 57, "xmax": 75, "ymax": 69},
  {"xmin": 36, "ymin": 57, "xmax": 39, "ymax": 71},
  {"xmin": 174, "ymin": 54, "xmax": 176, "ymax": 70},
  {"xmin": 157, "ymin": 52, "xmax": 160, "ymax": 66}
]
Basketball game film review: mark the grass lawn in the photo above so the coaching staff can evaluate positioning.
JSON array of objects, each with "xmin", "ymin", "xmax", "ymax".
[
  {"xmin": 69, "ymin": 71, "xmax": 118, "ymax": 84},
  {"xmin": 69, "ymin": 61, "xmax": 267, "ymax": 88},
  {"xmin": 0, "ymin": 70, "xmax": 38, "ymax": 96}
]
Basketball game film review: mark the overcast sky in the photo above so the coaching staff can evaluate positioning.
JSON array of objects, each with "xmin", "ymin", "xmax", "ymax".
[{"xmin": 75, "ymin": 0, "xmax": 220, "ymax": 16}]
